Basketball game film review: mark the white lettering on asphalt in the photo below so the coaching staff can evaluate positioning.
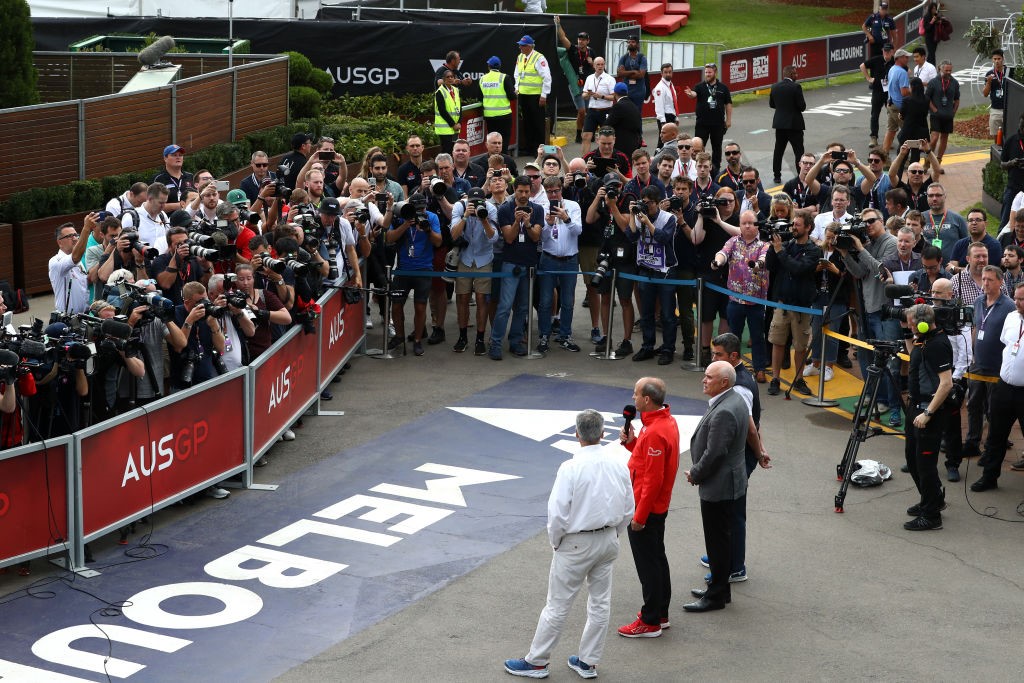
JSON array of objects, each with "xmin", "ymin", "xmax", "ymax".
[
  {"xmin": 121, "ymin": 582, "xmax": 263, "ymax": 630},
  {"xmin": 369, "ymin": 463, "xmax": 521, "ymax": 507},
  {"xmin": 806, "ymin": 67, "xmax": 989, "ymax": 117},
  {"xmin": 31, "ymin": 625, "xmax": 190, "ymax": 678}
]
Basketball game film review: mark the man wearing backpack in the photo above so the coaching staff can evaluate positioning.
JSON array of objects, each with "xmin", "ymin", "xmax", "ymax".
[
  {"xmin": 105, "ymin": 182, "xmax": 147, "ymax": 221},
  {"xmin": 120, "ymin": 182, "xmax": 171, "ymax": 253}
]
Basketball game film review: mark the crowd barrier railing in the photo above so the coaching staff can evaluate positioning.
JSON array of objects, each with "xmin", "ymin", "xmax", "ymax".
[{"xmin": 0, "ymin": 287, "xmax": 366, "ymax": 573}]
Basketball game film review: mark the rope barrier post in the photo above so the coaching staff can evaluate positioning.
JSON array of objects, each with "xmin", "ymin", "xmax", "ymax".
[
  {"xmin": 804, "ymin": 314, "xmax": 839, "ymax": 408},
  {"xmin": 685, "ymin": 276, "xmax": 706, "ymax": 372},
  {"xmin": 366, "ymin": 266, "xmax": 401, "ymax": 359},
  {"xmin": 524, "ymin": 267, "xmax": 545, "ymax": 359},
  {"xmin": 591, "ymin": 268, "xmax": 621, "ymax": 360}
]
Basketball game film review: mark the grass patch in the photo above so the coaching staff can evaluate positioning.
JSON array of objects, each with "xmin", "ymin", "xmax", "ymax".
[
  {"xmin": 964, "ymin": 201, "xmax": 1002, "ymax": 236},
  {"xmin": 946, "ymin": 134, "xmax": 991, "ymax": 150},
  {"xmin": 955, "ymin": 104, "xmax": 990, "ymax": 121}
]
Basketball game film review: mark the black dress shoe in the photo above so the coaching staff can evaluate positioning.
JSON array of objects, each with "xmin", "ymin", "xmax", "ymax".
[
  {"xmin": 835, "ymin": 355, "xmax": 853, "ymax": 369},
  {"xmin": 970, "ymin": 476, "xmax": 998, "ymax": 492},
  {"xmin": 682, "ymin": 596, "xmax": 726, "ymax": 612},
  {"xmin": 689, "ymin": 588, "xmax": 731, "ymax": 603}
]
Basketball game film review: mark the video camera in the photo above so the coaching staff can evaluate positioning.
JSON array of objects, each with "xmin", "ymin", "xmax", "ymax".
[
  {"xmin": 394, "ymin": 195, "xmax": 431, "ymax": 229},
  {"xmin": 835, "ymin": 219, "xmax": 870, "ymax": 250},
  {"xmin": 696, "ymin": 194, "xmax": 731, "ymax": 218},
  {"xmin": 757, "ymin": 217, "xmax": 794, "ymax": 242},
  {"xmin": 189, "ymin": 218, "xmax": 239, "ymax": 263},
  {"xmin": 880, "ymin": 285, "xmax": 974, "ymax": 333}
]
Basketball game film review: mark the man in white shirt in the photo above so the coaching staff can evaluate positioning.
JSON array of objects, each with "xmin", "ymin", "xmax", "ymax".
[
  {"xmin": 105, "ymin": 182, "xmax": 147, "ymax": 221},
  {"xmin": 581, "ymin": 56, "xmax": 616, "ymax": 155},
  {"xmin": 49, "ymin": 217, "xmax": 92, "ymax": 314},
  {"xmin": 652, "ymin": 63, "xmax": 679, "ymax": 144},
  {"xmin": 121, "ymin": 182, "xmax": 170, "ymax": 253},
  {"xmin": 812, "ymin": 185, "xmax": 854, "ymax": 242},
  {"xmin": 672, "ymin": 134, "xmax": 698, "ymax": 181},
  {"xmin": 911, "ymin": 46, "xmax": 937, "ymax": 85},
  {"xmin": 504, "ymin": 409, "xmax": 633, "ymax": 680}
]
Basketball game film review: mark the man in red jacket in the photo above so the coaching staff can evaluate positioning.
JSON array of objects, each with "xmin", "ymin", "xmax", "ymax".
[{"xmin": 617, "ymin": 376, "xmax": 680, "ymax": 638}]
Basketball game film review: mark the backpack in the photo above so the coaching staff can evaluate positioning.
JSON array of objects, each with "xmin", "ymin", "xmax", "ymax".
[
  {"xmin": 935, "ymin": 17, "xmax": 953, "ymax": 42},
  {"xmin": 0, "ymin": 279, "xmax": 29, "ymax": 314}
]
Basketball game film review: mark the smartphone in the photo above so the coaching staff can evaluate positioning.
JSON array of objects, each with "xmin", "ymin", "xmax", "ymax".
[
  {"xmin": 318, "ymin": 151, "xmax": 335, "ymax": 161},
  {"xmin": 96, "ymin": 211, "xmax": 111, "ymax": 221},
  {"xmin": 830, "ymin": 151, "xmax": 848, "ymax": 161},
  {"xmin": 214, "ymin": 180, "xmax": 230, "ymax": 192},
  {"xmin": 907, "ymin": 140, "xmax": 922, "ymax": 149},
  {"xmin": 549, "ymin": 199, "xmax": 561, "ymax": 213},
  {"xmin": 818, "ymin": 258, "xmax": 831, "ymax": 265},
  {"xmin": 543, "ymin": 144, "xmax": 559, "ymax": 155},
  {"xmin": 375, "ymin": 192, "xmax": 388, "ymax": 212}
]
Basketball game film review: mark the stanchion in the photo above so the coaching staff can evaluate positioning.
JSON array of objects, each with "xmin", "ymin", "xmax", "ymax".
[
  {"xmin": 685, "ymin": 277, "xmax": 706, "ymax": 372},
  {"xmin": 803, "ymin": 318, "xmax": 839, "ymax": 408},
  {"xmin": 524, "ymin": 267, "xmax": 544, "ymax": 360},
  {"xmin": 365, "ymin": 266, "xmax": 401, "ymax": 359},
  {"xmin": 591, "ymin": 268, "xmax": 623, "ymax": 360}
]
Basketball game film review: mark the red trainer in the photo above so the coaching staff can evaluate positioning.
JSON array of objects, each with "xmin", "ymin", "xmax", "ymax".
[
  {"xmin": 617, "ymin": 617, "xmax": 662, "ymax": 638},
  {"xmin": 637, "ymin": 611, "xmax": 670, "ymax": 629}
]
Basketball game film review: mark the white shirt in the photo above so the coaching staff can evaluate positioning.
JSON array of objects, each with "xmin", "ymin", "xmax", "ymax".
[
  {"xmin": 48, "ymin": 250, "xmax": 90, "ymax": 314},
  {"xmin": 949, "ymin": 328, "xmax": 971, "ymax": 380},
  {"xmin": 652, "ymin": 77, "xmax": 678, "ymax": 122},
  {"xmin": 121, "ymin": 206, "xmax": 169, "ymax": 253},
  {"xmin": 999, "ymin": 310, "xmax": 1024, "ymax": 385},
  {"xmin": 812, "ymin": 211, "xmax": 853, "ymax": 242},
  {"xmin": 913, "ymin": 61, "xmax": 937, "ymax": 85},
  {"xmin": 672, "ymin": 157, "xmax": 697, "ymax": 181},
  {"xmin": 523, "ymin": 0, "xmax": 546, "ymax": 11},
  {"xmin": 583, "ymin": 72, "xmax": 616, "ymax": 110},
  {"xmin": 219, "ymin": 315, "xmax": 245, "ymax": 371},
  {"xmin": 540, "ymin": 198, "xmax": 583, "ymax": 257},
  {"xmin": 546, "ymin": 443, "xmax": 634, "ymax": 550},
  {"xmin": 105, "ymin": 191, "xmax": 134, "ymax": 217},
  {"xmin": 997, "ymin": 191, "xmax": 1024, "ymax": 238}
]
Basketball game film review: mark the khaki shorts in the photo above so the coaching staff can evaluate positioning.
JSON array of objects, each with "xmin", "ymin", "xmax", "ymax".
[
  {"xmin": 455, "ymin": 262, "xmax": 493, "ymax": 295},
  {"xmin": 768, "ymin": 309, "xmax": 812, "ymax": 351},
  {"xmin": 990, "ymin": 108, "xmax": 1005, "ymax": 137},
  {"xmin": 886, "ymin": 103, "xmax": 902, "ymax": 134},
  {"xmin": 578, "ymin": 244, "xmax": 599, "ymax": 285}
]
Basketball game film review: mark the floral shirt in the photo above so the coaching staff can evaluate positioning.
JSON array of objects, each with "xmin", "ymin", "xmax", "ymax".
[{"xmin": 720, "ymin": 235, "xmax": 769, "ymax": 304}]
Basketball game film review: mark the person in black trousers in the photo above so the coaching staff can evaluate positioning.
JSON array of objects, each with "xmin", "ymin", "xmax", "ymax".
[
  {"xmin": 768, "ymin": 65, "xmax": 806, "ymax": 185},
  {"xmin": 860, "ymin": 42, "xmax": 895, "ymax": 148},
  {"xmin": 684, "ymin": 64, "xmax": 732, "ymax": 174}
]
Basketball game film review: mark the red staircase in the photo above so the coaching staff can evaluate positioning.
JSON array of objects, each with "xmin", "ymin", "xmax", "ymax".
[{"xmin": 587, "ymin": 0, "xmax": 690, "ymax": 36}]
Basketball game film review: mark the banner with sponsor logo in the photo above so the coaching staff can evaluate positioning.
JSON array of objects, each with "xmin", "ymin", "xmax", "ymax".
[
  {"xmin": 781, "ymin": 38, "xmax": 828, "ymax": 82},
  {"xmin": 827, "ymin": 32, "xmax": 866, "ymax": 76},
  {"xmin": 721, "ymin": 45, "xmax": 779, "ymax": 94},
  {"xmin": 252, "ymin": 325, "xmax": 321, "ymax": 457},
  {"xmin": 318, "ymin": 288, "xmax": 365, "ymax": 389},
  {"xmin": 641, "ymin": 68, "xmax": 703, "ymax": 119},
  {"xmin": 78, "ymin": 371, "xmax": 248, "ymax": 539},
  {"xmin": 0, "ymin": 439, "xmax": 72, "ymax": 568}
]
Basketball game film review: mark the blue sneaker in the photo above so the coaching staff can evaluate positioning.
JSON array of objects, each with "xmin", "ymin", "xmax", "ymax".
[
  {"xmin": 590, "ymin": 327, "xmax": 604, "ymax": 344},
  {"xmin": 705, "ymin": 568, "xmax": 748, "ymax": 583},
  {"xmin": 504, "ymin": 658, "xmax": 549, "ymax": 678},
  {"xmin": 888, "ymin": 410, "xmax": 901, "ymax": 428},
  {"xmin": 567, "ymin": 655, "xmax": 597, "ymax": 679},
  {"xmin": 699, "ymin": 554, "xmax": 709, "ymax": 568},
  {"xmin": 489, "ymin": 344, "xmax": 503, "ymax": 361}
]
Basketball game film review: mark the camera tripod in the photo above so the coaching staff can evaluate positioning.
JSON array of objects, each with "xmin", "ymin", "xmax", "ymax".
[{"xmin": 834, "ymin": 340, "xmax": 905, "ymax": 513}]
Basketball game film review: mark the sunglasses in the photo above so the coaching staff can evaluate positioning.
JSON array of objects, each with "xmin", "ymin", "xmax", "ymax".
[
  {"xmin": 254, "ymin": 163, "xmax": 269, "ymax": 168},
  {"xmin": 725, "ymin": 151, "xmax": 740, "ymax": 156},
  {"xmin": 526, "ymin": 174, "xmax": 541, "ymax": 179},
  {"xmin": 909, "ymin": 169, "xmax": 926, "ymax": 174},
  {"xmin": 742, "ymin": 179, "xmax": 758, "ymax": 184},
  {"xmin": 680, "ymin": 144, "xmax": 692, "ymax": 149},
  {"xmin": 863, "ymin": 217, "xmax": 880, "ymax": 224}
]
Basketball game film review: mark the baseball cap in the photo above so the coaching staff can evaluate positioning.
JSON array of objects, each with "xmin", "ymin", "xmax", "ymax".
[
  {"xmin": 879, "ymin": 1, "xmax": 888, "ymax": 7},
  {"xmin": 226, "ymin": 189, "xmax": 248, "ymax": 206},
  {"xmin": 163, "ymin": 144, "xmax": 183, "ymax": 156},
  {"xmin": 627, "ymin": 34, "xmax": 639, "ymax": 42},
  {"xmin": 168, "ymin": 209, "xmax": 193, "ymax": 227},
  {"xmin": 523, "ymin": 161, "xmax": 541, "ymax": 172},
  {"xmin": 319, "ymin": 197, "xmax": 341, "ymax": 216},
  {"xmin": 517, "ymin": 35, "xmax": 535, "ymax": 46},
  {"xmin": 487, "ymin": 56, "xmax": 501, "ymax": 68},
  {"xmin": 613, "ymin": 82, "xmax": 629, "ymax": 95},
  {"xmin": 882, "ymin": 42, "xmax": 894, "ymax": 51},
  {"xmin": 291, "ymin": 132, "xmax": 313, "ymax": 148},
  {"xmin": 577, "ymin": 31, "xmax": 590, "ymax": 39},
  {"xmin": 894, "ymin": 48, "xmax": 911, "ymax": 58},
  {"xmin": 467, "ymin": 187, "xmax": 486, "ymax": 200}
]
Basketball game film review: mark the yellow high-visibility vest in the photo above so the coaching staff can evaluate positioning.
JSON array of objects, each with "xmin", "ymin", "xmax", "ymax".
[
  {"xmin": 434, "ymin": 85, "xmax": 461, "ymax": 135},
  {"xmin": 516, "ymin": 51, "xmax": 543, "ymax": 95},
  {"xmin": 479, "ymin": 71, "xmax": 512, "ymax": 117}
]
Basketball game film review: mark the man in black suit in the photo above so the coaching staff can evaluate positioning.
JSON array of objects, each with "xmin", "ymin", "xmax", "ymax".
[
  {"xmin": 769, "ymin": 65, "xmax": 806, "ymax": 185},
  {"xmin": 683, "ymin": 360, "xmax": 749, "ymax": 612},
  {"xmin": 606, "ymin": 82, "xmax": 643, "ymax": 158}
]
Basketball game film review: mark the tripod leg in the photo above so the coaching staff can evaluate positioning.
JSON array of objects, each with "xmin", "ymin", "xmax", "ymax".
[{"xmin": 835, "ymin": 366, "xmax": 884, "ymax": 512}]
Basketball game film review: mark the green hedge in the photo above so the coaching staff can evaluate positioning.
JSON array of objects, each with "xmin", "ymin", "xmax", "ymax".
[
  {"xmin": 983, "ymin": 157, "xmax": 1006, "ymax": 201},
  {"xmin": 322, "ymin": 93, "xmax": 433, "ymax": 119},
  {"xmin": 0, "ymin": 117, "xmax": 436, "ymax": 222}
]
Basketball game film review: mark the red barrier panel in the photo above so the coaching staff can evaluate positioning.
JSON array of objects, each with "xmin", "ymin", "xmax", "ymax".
[
  {"xmin": 641, "ymin": 68, "xmax": 703, "ymax": 119},
  {"xmin": 252, "ymin": 325, "xmax": 320, "ymax": 457},
  {"xmin": 460, "ymin": 104, "xmax": 487, "ymax": 155},
  {"xmin": 79, "ymin": 371, "xmax": 247, "ymax": 538},
  {"xmin": 721, "ymin": 45, "xmax": 779, "ymax": 93},
  {"xmin": 781, "ymin": 38, "xmax": 828, "ymax": 82},
  {"xmin": 0, "ymin": 439, "xmax": 71, "ymax": 568},
  {"xmin": 318, "ymin": 289, "xmax": 365, "ymax": 389}
]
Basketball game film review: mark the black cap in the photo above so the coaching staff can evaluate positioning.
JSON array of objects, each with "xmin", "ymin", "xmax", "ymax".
[
  {"xmin": 319, "ymin": 197, "xmax": 341, "ymax": 216},
  {"xmin": 291, "ymin": 132, "xmax": 313, "ymax": 148},
  {"xmin": 577, "ymin": 31, "xmax": 590, "ymax": 39},
  {"xmin": 168, "ymin": 209, "xmax": 193, "ymax": 227},
  {"xmin": 468, "ymin": 187, "xmax": 486, "ymax": 200}
]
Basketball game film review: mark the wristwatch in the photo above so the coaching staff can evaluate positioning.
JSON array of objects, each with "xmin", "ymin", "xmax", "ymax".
[{"xmin": 923, "ymin": 409, "xmax": 933, "ymax": 417}]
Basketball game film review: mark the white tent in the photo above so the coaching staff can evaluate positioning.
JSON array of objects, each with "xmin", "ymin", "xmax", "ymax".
[{"xmin": 28, "ymin": 0, "xmax": 323, "ymax": 19}]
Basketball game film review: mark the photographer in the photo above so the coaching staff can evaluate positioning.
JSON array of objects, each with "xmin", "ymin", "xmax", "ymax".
[
  {"xmin": 49, "ymin": 219, "xmax": 92, "ymax": 314},
  {"xmin": 537, "ymin": 178, "xmax": 583, "ymax": 353},
  {"xmin": 451, "ymin": 187, "xmax": 500, "ymax": 355},
  {"xmin": 120, "ymin": 182, "xmax": 171, "ymax": 253},
  {"xmin": 188, "ymin": 182, "xmax": 221, "ymax": 222},
  {"xmin": 149, "ymin": 226, "xmax": 210, "ymax": 306},
  {"xmin": 629, "ymin": 185, "xmax": 678, "ymax": 365},
  {"xmin": 564, "ymin": 158, "xmax": 604, "ymax": 344},
  {"xmin": 712, "ymin": 211, "xmax": 769, "ymax": 378},
  {"xmin": 903, "ymin": 303, "xmax": 953, "ymax": 531},
  {"xmin": 666, "ymin": 176, "xmax": 699, "ymax": 361},
  {"xmin": 227, "ymin": 265, "xmax": 287, "ymax": 359},
  {"xmin": 120, "ymin": 288, "xmax": 188, "ymax": 406},
  {"xmin": 766, "ymin": 209, "xmax": 822, "ymax": 396},
  {"xmin": 329, "ymin": 197, "xmax": 368, "ymax": 290},
  {"xmin": 812, "ymin": 185, "xmax": 854, "ymax": 242},
  {"xmin": 85, "ymin": 216, "xmax": 128, "ymax": 301},
  {"xmin": 692, "ymin": 187, "xmax": 741, "ymax": 360},
  {"xmin": 836, "ymin": 207, "xmax": 898, "ymax": 414},
  {"xmin": 807, "ymin": 222, "xmax": 851, "ymax": 380},
  {"xmin": 205, "ymin": 273, "xmax": 255, "ymax": 372},
  {"xmin": 82, "ymin": 304, "xmax": 146, "ymax": 423},
  {"xmin": 171, "ymin": 282, "xmax": 227, "ymax": 391},
  {"xmin": 210, "ymin": 200, "xmax": 257, "ymax": 274},
  {"xmin": 387, "ymin": 194, "xmax": 442, "ymax": 356},
  {"xmin": 585, "ymin": 173, "xmax": 638, "ymax": 357}
]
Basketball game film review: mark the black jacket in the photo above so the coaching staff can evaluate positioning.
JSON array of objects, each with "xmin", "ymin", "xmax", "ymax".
[
  {"xmin": 766, "ymin": 238, "xmax": 822, "ymax": 307},
  {"xmin": 769, "ymin": 78, "xmax": 806, "ymax": 131}
]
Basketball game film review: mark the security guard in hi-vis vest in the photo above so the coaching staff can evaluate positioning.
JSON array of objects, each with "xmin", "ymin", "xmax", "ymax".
[
  {"xmin": 514, "ymin": 35, "xmax": 552, "ymax": 155},
  {"xmin": 480, "ymin": 56, "xmax": 516, "ymax": 154},
  {"xmin": 435, "ymin": 69, "xmax": 461, "ymax": 154}
]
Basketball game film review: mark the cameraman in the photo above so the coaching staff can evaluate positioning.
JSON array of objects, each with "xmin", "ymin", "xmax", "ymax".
[
  {"xmin": 585, "ymin": 173, "xmax": 638, "ymax": 357},
  {"xmin": 210, "ymin": 201, "xmax": 257, "ymax": 274},
  {"xmin": 807, "ymin": 222, "xmax": 851, "ymax": 380},
  {"xmin": 121, "ymin": 290, "xmax": 189, "ymax": 405},
  {"xmin": 234, "ymin": 263, "xmax": 290, "ymax": 358},
  {"xmin": 86, "ymin": 217, "xmax": 128, "ymax": 301},
  {"xmin": 149, "ymin": 226, "xmax": 210, "ymax": 306},
  {"xmin": 451, "ymin": 187, "xmax": 500, "ymax": 355},
  {"xmin": 85, "ymin": 304, "xmax": 146, "ymax": 423},
  {"xmin": 692, "ymin": 188, "xmax": 741, "ymax": 360},
  {"xmin": 171, "ymin": 281, "xmax": 227, "ymax": 391},
  {"xmin": 836, "ymin": 207, "xmax": 898, "ymax": 414},
  {"xmin": 903, "ymin": 303, "xmax": 953, "ymax": 531},
  {"xmin": 564, "ymin": 158, "xmax": 604, "ymax": 343},
  {"xmin": 249, "ymin": 235, "xmax": 295, "ymax": 310},
  {"xmin": 387, "ymin": 193, "xmax": 442, "ymax": 356},
  {"xmin": 206, "ymin": 273, "xmax": 256, "ymax": 370},
  {"xmin": 629, "ymin": 185, "xmax": 678, "ymax": 365},
  {"xmin": 666, "ymin": 176, "xmax": 699, "ymax": 362},
  {"xmin": 766, "ymin": 209, "xmax": 822, "ymax": 396}
]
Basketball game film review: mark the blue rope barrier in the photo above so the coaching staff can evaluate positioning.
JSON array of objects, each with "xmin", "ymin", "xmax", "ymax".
[
  {"xmin": 616, "ymin": 271, "xmax": 699, "ymax": 287},
  {"xmin": 703, "ymin": 282, "xmax": 823, "ymax": 316}
]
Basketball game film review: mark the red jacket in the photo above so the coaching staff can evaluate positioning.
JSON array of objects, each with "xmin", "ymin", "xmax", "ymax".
[{"xmin": 625, "ymin": 405, "xmax": 680, "ymax": 524}]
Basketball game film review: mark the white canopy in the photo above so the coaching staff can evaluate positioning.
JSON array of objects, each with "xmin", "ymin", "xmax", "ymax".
[{"xmin": 29, "ymin": 0, "xmax": 323, "ymax": 19}]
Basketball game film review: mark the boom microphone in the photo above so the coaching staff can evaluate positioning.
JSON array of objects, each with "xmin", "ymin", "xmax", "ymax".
[
  {"xmin": 138, "ymin": 36, "xmax": 176, "ymax": 68},
  {"xmin": 101, "ymin": 319, "xmax": 133, "ymax": 341},
  {"xmin": 884, "ymin": 284, "xmax": 915, "ymax": 298},
  {"xmin": 0, "ymin": 350, "xmax": 19, "ymax": 367}
]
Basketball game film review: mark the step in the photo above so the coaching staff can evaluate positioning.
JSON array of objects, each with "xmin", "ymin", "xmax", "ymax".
[
  {"xmin": 643, "ymin": 14, "xmax": 687, "ymax": 35},
  {"xmin": 586, "ymin": 0, "xmax": 624, "ymax": 14},
  {"xmin": 616, "ymin": 2, "xmax": 665, "ymax": 24},
  {"xmin": 665, "ymin": 2, "xmax": 691, "ymax": 15}
]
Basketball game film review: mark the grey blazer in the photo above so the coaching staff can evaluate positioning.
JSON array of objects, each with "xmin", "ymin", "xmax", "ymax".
[{"xmin": 689, "ymin": 389, "xmax": 750, "ymax": 502}]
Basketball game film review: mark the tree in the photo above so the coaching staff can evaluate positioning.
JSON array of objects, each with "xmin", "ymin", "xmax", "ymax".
[{"xmin": 0, "ymin": 0, "xmax": 39, "ymax": 108}]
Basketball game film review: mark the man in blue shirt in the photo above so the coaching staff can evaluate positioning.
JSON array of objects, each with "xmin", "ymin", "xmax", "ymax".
[
  {"xmin": 883, "ymin": 49, "xmax": 912, "ymax": 156},
  {"xmin": 450, "ymin": 187, "xmax": 499, "ymax": 356},
  {"xmin": 616, "ymin": 35, "xmax": 648, "ymax": 112},
  {"xmin": 862, "ymin": 1, "xmax": 896, "ymax": 60},
  {"xmin": 386, "ymin": 194, "xmax": 442, "ymax": 356}
]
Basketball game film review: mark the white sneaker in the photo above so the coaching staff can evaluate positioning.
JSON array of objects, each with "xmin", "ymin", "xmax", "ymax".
[
  {"xmin": 205, "ymin": 486, "xmax": 230, "ymax": 499},
  {"xmin": 365, "ymin": 316, "xmax": 374, "ymax": 330},
  {"xmin": 388, "ymin": 323, "xmax": 396, "ymax": 337},
  {"xmin": 823, "ymin": 366, "xmax": 834, "ymax": 382},
  {"xmin": 282, "ymin": 429, "xmax": 296, "ymax": 441},
  {"xmin": 803, "ymin": 364, "xmax": 820, "ymax": 377}
]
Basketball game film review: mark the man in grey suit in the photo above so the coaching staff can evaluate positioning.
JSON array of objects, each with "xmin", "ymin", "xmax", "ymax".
[
  {"xmin": 769, "ymin": 65, "xmax": 806, "ymax": 184},
  {"xmin": 683, "ymin": 360, "xmax": 750, "ymax": 612}
]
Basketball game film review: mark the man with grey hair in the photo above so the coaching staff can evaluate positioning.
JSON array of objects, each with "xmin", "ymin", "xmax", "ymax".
[
  {"xmin": 240, "ymin": 151, "xmax": 275, "ymax": 204},
  {"xmin": 504, "ymin": 409, "xmax": 633, "ymax": 679}
]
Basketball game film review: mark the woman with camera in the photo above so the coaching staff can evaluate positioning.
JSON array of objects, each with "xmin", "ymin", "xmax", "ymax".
[{"xmin": 691, "ymin": 187, "xmax": 741, "ymax": 360}]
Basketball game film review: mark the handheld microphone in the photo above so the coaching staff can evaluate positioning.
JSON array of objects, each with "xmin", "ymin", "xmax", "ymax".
[{"xmin": 622, "ymin": 404, "xmax": 637, "ymax": 435}]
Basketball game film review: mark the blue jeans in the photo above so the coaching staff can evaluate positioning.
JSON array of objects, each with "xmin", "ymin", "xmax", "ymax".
[
  {"xmin": 537, "ymin": 254, "xmax": 579, "ymax": 339},
  {"xmin": 490, "ymin": 262, "xmax": 530, "ymax": 349},
  {"xmin": 727, "ymin": 301, "xmax": 767, "ymax": 371},
  {"xmin": 638, "ymin": 272, "xmax": 677, "ymax": 352},
  {"xmin": 858, "ymin": 310, "xmax": 896, "ymax": 407},
  {"xmin": 809, "ymin": 294, "xmax": 848, "ymax": 363}
]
